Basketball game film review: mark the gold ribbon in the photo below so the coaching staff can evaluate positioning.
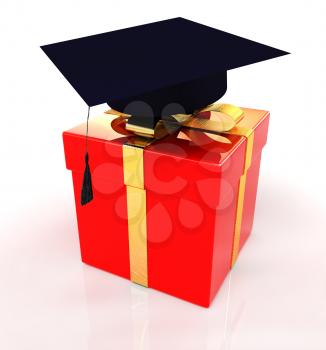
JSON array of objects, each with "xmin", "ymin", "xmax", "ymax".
[
  {"xmin": 111, "ymin": 103, "xmax": 254, "ymax": 286},
  {"xmin": 123, "ymin": 144, "xmax": 149, "ymax": 286},
  {"xmin": 227, "ymin": 125, "xmax": 254, "ymax": 266},
  {"xmin": 110, "ymin": 103, "xmax": 244, "ymax": 144}
]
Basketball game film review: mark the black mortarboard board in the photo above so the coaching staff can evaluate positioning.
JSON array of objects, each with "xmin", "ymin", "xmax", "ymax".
[{"xmin": 41, "ymin": 17, "xmax": 288, "ymax": 129}]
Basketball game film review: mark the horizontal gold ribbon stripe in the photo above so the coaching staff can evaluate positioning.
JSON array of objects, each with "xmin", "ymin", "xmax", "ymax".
[
  {"xmin": 126, "ymin": 123, "xmax": 155, "ymax": 138},
  {"xmin": 180, "ymin": 113, "xmax": 235, "ymax": 133}
]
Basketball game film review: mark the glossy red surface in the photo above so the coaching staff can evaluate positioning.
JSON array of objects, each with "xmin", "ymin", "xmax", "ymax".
[{"xmin": 63, "ymin": 108, "xmax": 269, "ymax": 307}]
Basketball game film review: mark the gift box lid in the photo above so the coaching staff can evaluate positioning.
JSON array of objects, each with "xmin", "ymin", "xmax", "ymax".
[{"xmin": 63, "ymin": 107, "xmax": 269, "ymax": 191}]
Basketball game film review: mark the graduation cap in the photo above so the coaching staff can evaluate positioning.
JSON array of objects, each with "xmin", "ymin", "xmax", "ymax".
[{"xmin": 41, "ymin": 17, "xmax": 288, "ymax": 204}]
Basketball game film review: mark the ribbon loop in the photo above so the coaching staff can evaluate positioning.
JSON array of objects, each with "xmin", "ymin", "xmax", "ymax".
[{"xmin": 110, "ymin": 103, "xmax": 244, "ymax": 143}]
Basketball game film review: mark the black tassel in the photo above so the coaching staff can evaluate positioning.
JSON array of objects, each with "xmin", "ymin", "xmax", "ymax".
[
  {"xmin": 80, "ymin": 106, "xmax": 93, "ymax": 205},
  {"xmin": 81, "ymin": 152, "xmax": 93, "ymax": 205}
]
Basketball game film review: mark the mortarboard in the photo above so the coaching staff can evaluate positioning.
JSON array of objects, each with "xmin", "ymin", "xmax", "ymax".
[
  {"xmin": 41, "ymin": 17, "xmax": 288, "ymax": 129},
  {"xmin": 41, "ymin": 17, "xmax": 288, "ymax": 204}
]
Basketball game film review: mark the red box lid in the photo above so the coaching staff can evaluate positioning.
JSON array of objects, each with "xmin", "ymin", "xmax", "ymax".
[{"xmin": 63, "ymin": 108, "xmax": 269, "ymax": 191}]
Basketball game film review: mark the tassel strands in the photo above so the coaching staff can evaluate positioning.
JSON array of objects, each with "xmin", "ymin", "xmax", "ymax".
[{"xmin": 81, "ymin": 106, "xmax": 93, "ymax": 205}]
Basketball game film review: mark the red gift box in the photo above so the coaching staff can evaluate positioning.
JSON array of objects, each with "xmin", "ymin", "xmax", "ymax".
[{"xmin": 63, "ymin": 107, "xmax": 269, "ymax": 307}]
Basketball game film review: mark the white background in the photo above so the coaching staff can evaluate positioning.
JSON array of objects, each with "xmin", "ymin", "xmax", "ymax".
[{"xmin": 1, "ymin": 0, "xmax": 326, "ymax": 349}]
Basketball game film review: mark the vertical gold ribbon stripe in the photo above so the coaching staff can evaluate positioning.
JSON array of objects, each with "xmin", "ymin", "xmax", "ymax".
[
  {"xmin": 122, "ymin": 144, "xmax": 145, "ymax": 189},
  {"xmin": 125, "ymin": 186, "xmax": 148, "ymax": 287},
  {"xmin": 123, "ymin": 143, "xmax": 148, "ymax": 287},
  {"xmin": 227, "ymin": 130, "xmax": 254, "ymax": 266}
]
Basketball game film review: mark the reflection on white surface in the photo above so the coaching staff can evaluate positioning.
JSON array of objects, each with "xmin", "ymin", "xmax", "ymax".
[
  {"xmin": 1, "ymin": 180, "xmax": 325, "ymax": 350},
  {"xmin": 82, "ymin": 266, "xmax": 237, "ymax": 350}
]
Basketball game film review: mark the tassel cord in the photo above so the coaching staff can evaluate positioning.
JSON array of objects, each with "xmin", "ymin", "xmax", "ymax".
[{"xmin": 81, "ymin": 105, "xmax": 94, "ymax": 205}]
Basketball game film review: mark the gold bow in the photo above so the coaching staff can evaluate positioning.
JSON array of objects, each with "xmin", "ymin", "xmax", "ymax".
[{"xmin": 109, "ymin": 103, "xmax": 244, "ymax": 144}]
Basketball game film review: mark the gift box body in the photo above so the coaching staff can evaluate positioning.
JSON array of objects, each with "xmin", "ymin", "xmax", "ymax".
[{"xmin": 63, "ymin": 108, "xmax": 269, "ymax": 307}]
